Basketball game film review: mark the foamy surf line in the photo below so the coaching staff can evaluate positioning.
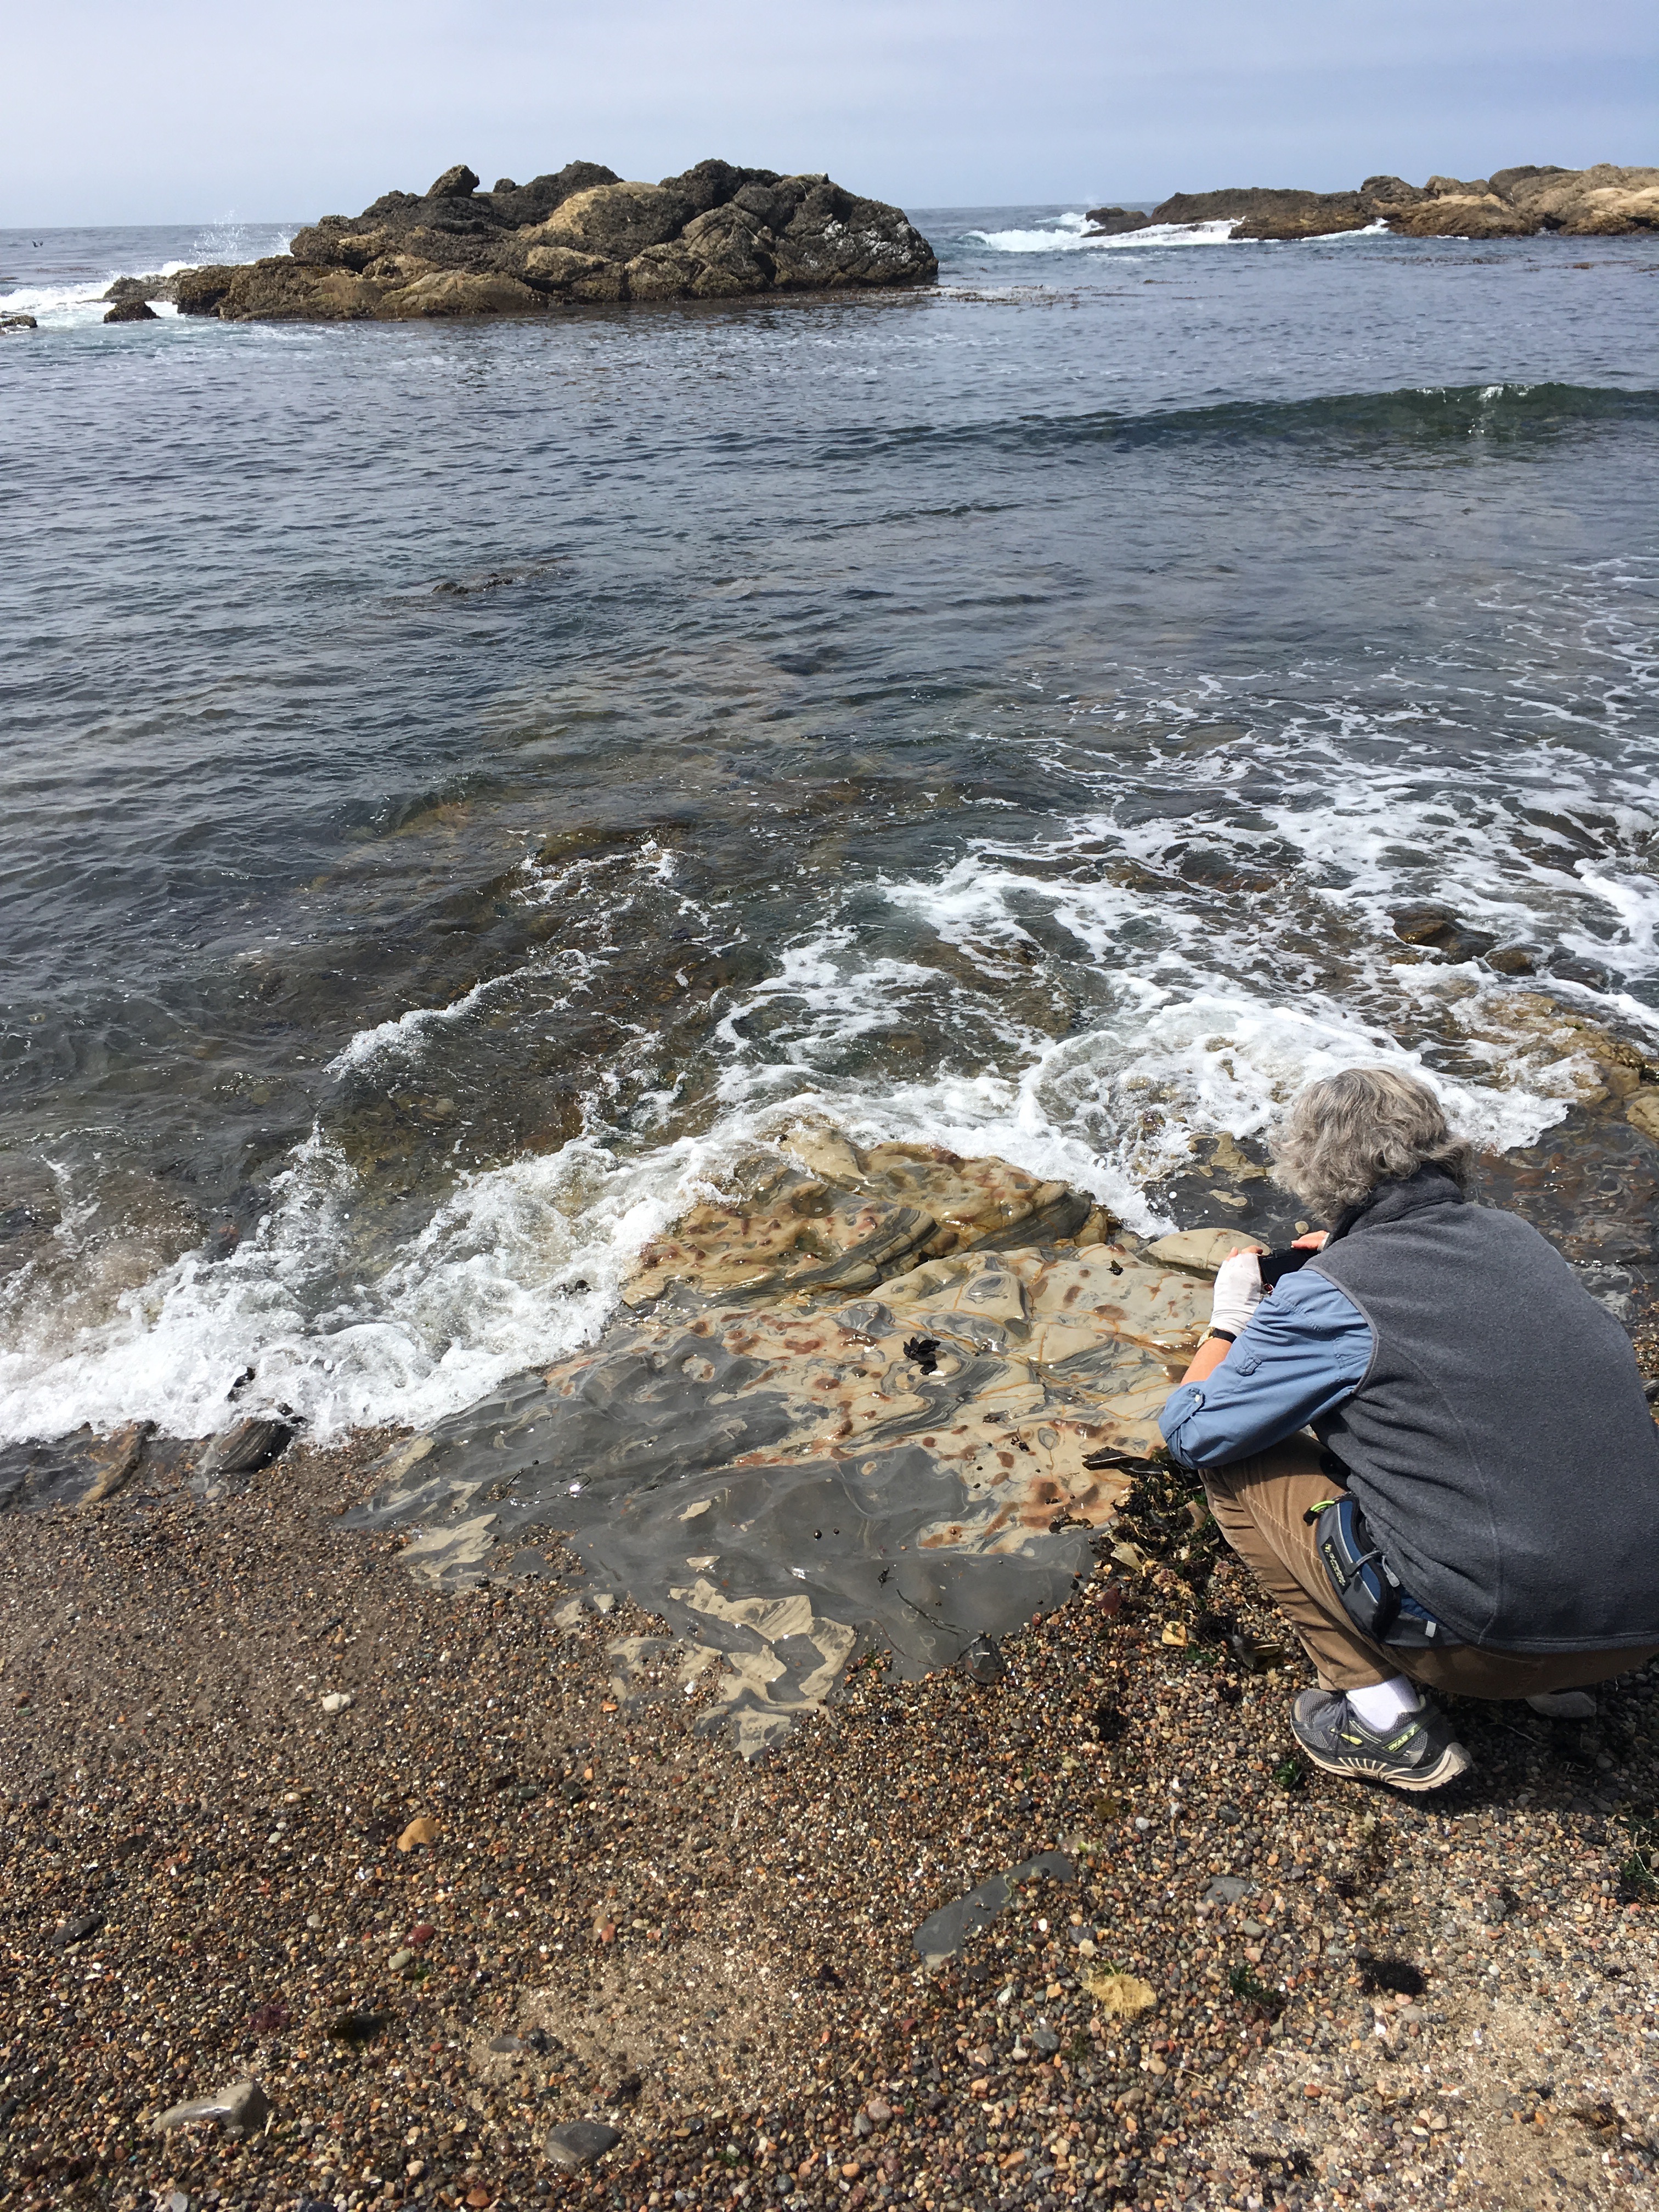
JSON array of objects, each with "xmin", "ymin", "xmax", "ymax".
[
  {"xmin": 0, "ymin": 277, "xmax": 183, "ymax": 326},
  {"xmin": 967, "ymin": 213, "xmax": 1243, "ymax": 253},
  {"xmin": 0, "ymin": 966, "xmax": 1581, "ymax": 1451},
  {"xmin": 1, "ymin": 231, "xmax": 293, "ymax": 328}
]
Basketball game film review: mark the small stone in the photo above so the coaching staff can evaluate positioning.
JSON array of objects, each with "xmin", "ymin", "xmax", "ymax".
[
  {"xmin": 326, "ymin": 2010, "xmax": 388, "ymax": 2044},
  {"xmin": 398, "ymin": 1816, "xmax": 441, "ymax": 1852},
  {"xmin": 1242, "ymin": 1917, "xmax": 1265, "ymax": 1937},
  {"xmin": 592, "ymin": 1593, "xmax": 616, "ymax": 1613},
  {"xmin": 865, "ymin": 2097, "xmax": 893, "ymax": 2124},
  {"xmin": 961, "ymin": 1633, "xmax": 1003, "ymax": 1685},
  {"xmin": 1031, "ymin": 2029, "xmax": 1059, "ymax": 2054},
  {"xmin": 52, "ymin": 1911, "xmax": 104, "ymax": 1948},
  {"xmin": 201, "ymin": 1415, "xmax": 295, "ymax": 1477},
  {"xmin": 152, "ymin": 2078, "xmax": 272, "ymax": 2138},
  {"xmin": 1203, "ymin": 1876, "xmax": 1257, "ymax": 1907},
  {"xmin": 408, "ymin": 1921, "xmax": 436, "ymax": 1944},
  {"xmin": 319, "ymin": 1691, "xmax": 353, "ymax": 1714},
  {"xmin": 854, "ymin": 2112, "xmax": 875, "ymax": 2137},
  {"xmin": 389, "ymin": 1949, "xmax": 415, "ymax": 1973},
  {"xmin": 406, "ymin": 2162, "xmax": 426, "ymax": 2180},
  {"xmin": 545, "ymin": 2119, "xmax": 622, "ymax": 2168}
]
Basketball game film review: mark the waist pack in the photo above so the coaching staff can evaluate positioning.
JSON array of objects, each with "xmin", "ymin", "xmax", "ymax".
[{"xmin": 1312, "ymin": 1493, "xmax": 1461, "ymax": 1651}]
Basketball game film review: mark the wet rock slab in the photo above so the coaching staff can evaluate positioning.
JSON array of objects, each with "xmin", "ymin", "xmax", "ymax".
[{"xmin": 345, "ymin": 1133, "xmax": 1233, "ymax": 1750}]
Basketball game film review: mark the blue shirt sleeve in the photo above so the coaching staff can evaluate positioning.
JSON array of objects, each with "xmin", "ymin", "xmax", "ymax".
[{"xmin": 1159, "ymin": 1269, "xmax": 1374, "ymax": 1471}]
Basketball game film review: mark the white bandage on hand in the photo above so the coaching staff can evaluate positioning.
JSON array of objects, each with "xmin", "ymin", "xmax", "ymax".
[{"xmin": 1210, "ymin": 1247, "xmax": 1265, "ymax": 1338}]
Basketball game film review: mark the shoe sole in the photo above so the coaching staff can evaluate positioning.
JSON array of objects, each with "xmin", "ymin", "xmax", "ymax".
[{"xmin": 1296, "ymin": 1736, "xmax": 1471, "ymax": 1793}]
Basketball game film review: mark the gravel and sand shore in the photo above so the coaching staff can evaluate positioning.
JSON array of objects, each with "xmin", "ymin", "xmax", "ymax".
[{"xmin": 4, "ymin": 1426, "xmax": 1656, "ymax": 2212}]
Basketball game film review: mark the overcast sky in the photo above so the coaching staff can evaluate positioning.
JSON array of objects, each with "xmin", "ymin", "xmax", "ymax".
[{"xmin": 7, "ymin": 0, "xmax": 1655, "ymax": 225}]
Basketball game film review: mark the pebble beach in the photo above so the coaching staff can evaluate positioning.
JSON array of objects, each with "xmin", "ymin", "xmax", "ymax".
[{"xmin": 5, "ymin": 1428, "xmax": 1656, "ymax": 2212}]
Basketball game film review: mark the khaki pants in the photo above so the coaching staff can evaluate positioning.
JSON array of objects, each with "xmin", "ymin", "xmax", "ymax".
[{"xmin": 1202, "ymin": 1436, "xmax": 1659, "ymax": 1696}]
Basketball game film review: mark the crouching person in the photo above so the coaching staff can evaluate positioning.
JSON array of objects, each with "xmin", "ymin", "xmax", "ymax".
[{"xmin": 1159, "ymin": 1066, "xmax": 1659, "ymax": 1791}]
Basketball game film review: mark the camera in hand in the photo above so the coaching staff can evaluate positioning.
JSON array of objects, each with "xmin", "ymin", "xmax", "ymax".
[{"xmin": 1259, "ymin": 1245, "xmax": 1318, "ymax": 1288}]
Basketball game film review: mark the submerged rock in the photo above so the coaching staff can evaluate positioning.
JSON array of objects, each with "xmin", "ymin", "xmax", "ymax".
[
  {"xmin": 148, "ymin": 158, "xmax": 935, "ymax": 325},
  {"xmin": 103, "ymin": 296, "xmax": 158, "ymax": 323}
]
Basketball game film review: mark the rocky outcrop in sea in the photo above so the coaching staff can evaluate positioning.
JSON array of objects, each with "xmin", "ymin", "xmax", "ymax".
[
  {"xmin": 116, "ymin": 159, "xmax": 936, "ymax": 323},
  {"xmin": 1088, "ymin": 162, "xmax": 1659, "ymax": 240}
]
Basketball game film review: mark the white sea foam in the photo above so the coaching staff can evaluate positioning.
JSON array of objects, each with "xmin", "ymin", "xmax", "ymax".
[
  {"xmin": 4, "ymin": 559, "xmax": 1655, "ymax": 1449},
  {"xmin": 0, "ymin": 273, "xmax": 182, "ymax": 328},
  {"xmin": 1, "ymin": 229, "xmax": 292, "ymax": 329},
  {"xmin": 967, "ymin": 212, "xmax": 1242, "ymax": 254},
  {"xmin": 0, "ymin": 939, "xmax": 1607, "ymax": 1451}
]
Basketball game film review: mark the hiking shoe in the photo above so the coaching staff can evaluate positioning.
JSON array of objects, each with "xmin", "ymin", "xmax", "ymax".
[{"xmin": 1291, "ymin": 1688, "xmax": 1470, "ymax": 1792}]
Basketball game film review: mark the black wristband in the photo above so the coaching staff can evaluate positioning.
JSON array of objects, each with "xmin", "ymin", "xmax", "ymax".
[{"xmin": 1206, "ymin": 1328, "xmax": 1237, "ymax": 1344}]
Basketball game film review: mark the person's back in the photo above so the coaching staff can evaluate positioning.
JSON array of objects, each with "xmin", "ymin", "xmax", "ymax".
[
  {"xmin": 1158, "ymin": 1065, "xmax": 1659, "ymax": 1793},
  {"xmin": 1309, "ymin": 1169, "xmax": 1659, "ymax": 1652}
]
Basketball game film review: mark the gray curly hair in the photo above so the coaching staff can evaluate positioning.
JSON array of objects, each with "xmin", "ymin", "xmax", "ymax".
[{"xmin": 1271, "ymin": 1066, "xmax": 1473, "ymax": 1224}]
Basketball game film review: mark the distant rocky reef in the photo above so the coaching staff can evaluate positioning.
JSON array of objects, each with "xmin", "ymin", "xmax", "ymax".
[
  {"xmin": 106, "ymin": 159, "xmax": 936, "ymax": 324},
  {"xmin": 1087, "ymin": 163, "xmax": 1659, "ymax": 241}
]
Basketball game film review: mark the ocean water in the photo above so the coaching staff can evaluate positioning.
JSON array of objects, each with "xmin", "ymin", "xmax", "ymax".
[{"xmin": 3, "ymin": 206, "xmax": 1657, "ymax": 1447}]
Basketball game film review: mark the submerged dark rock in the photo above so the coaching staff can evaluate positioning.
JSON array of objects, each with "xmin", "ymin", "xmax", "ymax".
[
  {"xmin": 154, "ymin": 157, "xmax": 935, "ymax": 324},
  {"xmin": 104, "ymin": 297, "xmax": 158, "ymax": 323}
]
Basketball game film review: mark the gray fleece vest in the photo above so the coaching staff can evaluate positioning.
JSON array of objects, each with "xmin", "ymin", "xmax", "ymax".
[{"xmin": 1308, "ymin": 1170, "xmax": 1659, "ymax": 1652}]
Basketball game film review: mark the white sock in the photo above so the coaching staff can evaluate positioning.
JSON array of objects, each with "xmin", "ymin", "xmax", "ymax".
[{"xmin": 1346, "ymin": 1675, "xmax": 1423, "ymax": 1731}]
